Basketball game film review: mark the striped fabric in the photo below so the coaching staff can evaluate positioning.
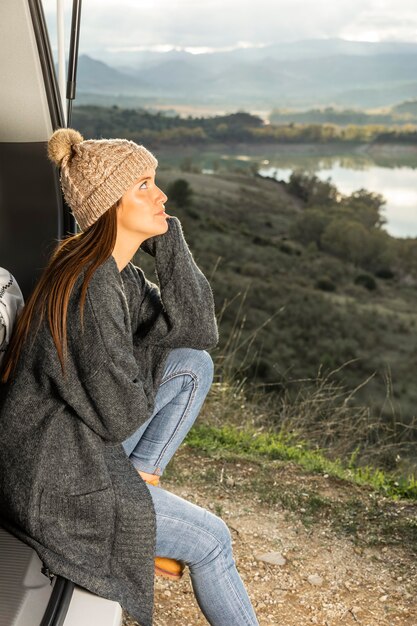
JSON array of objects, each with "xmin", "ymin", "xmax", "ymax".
[{"xmin": 0, "ymin": 268, "xmax": 24, "ymax": 363}]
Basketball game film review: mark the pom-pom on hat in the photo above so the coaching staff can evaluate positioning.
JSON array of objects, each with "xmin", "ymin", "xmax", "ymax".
[{"xmin": 47, "ymin": 128, "xmax": 158, "ymax": 231}]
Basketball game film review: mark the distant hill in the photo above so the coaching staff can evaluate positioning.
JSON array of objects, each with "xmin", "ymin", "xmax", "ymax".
[
  {"xmin": 61, "ymin": 56, "xmax": 152, "ymax": 94},
  {"xmin": 393, "ymin": 100, "xmax": 417, "ymax": 115},
  {"xmin": 270, "ymin": 104, "xmax": 417, "ymax": 126},
  {"xmin": 95, "ymin": 38, "xmax": 417, "ymax": 69},
  {"xmin": 70, "ymin": 39, "xmax": 417, "ymax": 109}
]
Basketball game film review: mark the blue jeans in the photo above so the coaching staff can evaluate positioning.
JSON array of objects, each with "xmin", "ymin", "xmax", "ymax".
[{"xmin": 122, "ymin": 348, "xmax": 259, "ymax": 626}]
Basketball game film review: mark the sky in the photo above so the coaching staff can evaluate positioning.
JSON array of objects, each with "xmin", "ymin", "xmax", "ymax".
[{"xmin": 42, "ymin": 0, "xmax": 417, "ymax": 56}]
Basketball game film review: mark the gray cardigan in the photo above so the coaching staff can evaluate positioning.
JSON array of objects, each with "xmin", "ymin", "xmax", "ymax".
[{"xmin": 0, "ymin": 216, "xmax": 218, "ymax": 626}]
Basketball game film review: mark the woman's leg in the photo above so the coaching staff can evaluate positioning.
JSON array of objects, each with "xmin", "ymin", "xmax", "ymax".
[
  {"xmin": 122, "ymin": 347, "xmax": 214, "ymax": 477},
  {"xmin": 122, "ymin": 348, "xmax": 259, "ymax": 623},
  {"xmin": 148, "ymin": 483, "xmax": 259, "ymax": 626}
]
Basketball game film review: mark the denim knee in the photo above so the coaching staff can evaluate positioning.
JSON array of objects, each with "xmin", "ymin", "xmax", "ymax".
[
  {"xmin": 170, "ymin": 348, "xmax": 213, "ymax": 391},
  {"xmin": 193, "ymin": 349, "xmax": 214, "ymax": 388},
  {"xmin": 192, "ymin": 514, "xmax": 233, "ymax": 569},
  {"xmin": 212, "ymin": 514, "xmax": 232, "ymax": 549}
]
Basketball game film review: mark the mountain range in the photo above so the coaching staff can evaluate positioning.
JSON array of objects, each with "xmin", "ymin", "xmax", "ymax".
[{"xmin": 68, "ymin": 38, "xmax": 417, "ymax": 112}]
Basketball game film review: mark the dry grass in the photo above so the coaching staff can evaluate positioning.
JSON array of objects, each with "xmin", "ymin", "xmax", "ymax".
[{"xmin": 203, "ymin": 291, "xmax": 417, "ymax": 481}]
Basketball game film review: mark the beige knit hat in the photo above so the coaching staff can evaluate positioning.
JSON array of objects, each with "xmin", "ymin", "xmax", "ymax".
[{"xmin": 47, "ymin": 128, "xmax": 158, "ymax": 231}]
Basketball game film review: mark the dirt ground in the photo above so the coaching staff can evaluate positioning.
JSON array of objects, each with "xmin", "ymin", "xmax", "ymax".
[{"xmin": 123, "ymin": 445, "xmax": 417, "ymax": 626}]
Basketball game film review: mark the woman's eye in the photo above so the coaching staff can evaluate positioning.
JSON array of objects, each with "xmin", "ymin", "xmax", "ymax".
[{"xmin": 140, "ymin": 181, "xmax": 148, "ymax": 189}]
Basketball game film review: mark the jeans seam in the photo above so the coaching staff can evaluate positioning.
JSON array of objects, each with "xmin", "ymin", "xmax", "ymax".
[
  {"xmin": 218, "ymin": 549, "xmax": 258, "ymax": 625},
  {"xmin": 159, "ymin": 368, "xmax": 197, "ymax": 386},
  {"xmin": 153, "ymin": 371, "xmax": 198, "ymax": 468}
]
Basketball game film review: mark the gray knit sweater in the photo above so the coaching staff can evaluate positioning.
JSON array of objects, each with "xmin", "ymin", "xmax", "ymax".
[{"xmin": 0, "ymin": 216, "xmax": 218, "ymax": 626}]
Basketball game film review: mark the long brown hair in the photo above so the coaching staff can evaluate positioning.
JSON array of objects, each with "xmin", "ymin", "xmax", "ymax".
[{"xmin": 0, "ymin": 199, "xmax": 121, "ymax": 384}]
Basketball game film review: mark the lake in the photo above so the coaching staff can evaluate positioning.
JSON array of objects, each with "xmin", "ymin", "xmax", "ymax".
[
  {"xmin": 258, "ymin": 160, "xmax": 417, "ymax": 238},
  {"xmin": 162, "ymin": 143, "xmax": 417, "ymax": 239}
]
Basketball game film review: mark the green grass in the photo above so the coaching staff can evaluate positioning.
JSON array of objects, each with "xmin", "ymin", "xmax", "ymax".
[{"xmin": 184, "ymin": 423, "xmax": 417, "ymax": 501}]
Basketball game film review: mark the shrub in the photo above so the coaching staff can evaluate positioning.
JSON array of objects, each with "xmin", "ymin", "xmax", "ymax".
[
  {"xmin": 184, "ymin": 206, "xmax": 200, "ymax": 220},
  {"xmin": 252, "ymin": 235, "xmax": 273, "ymax": 247},
  {"xmin": 375, "ymin": 267, "xmax": 395, "ymax": 279},
  {"xmin": 315, "ymin": 277, "xmax": 336, "ymax": 292},
  {"xmin": 354, "ymin": 273, "xmax": 377, "ymax": 291},
  {"xmin": 279, "ymin": 241, "xmax": 301, "ymax": 255},
  {"xmin": 290, "ymin": 208, "xmax": 329, "ymax": 247}
]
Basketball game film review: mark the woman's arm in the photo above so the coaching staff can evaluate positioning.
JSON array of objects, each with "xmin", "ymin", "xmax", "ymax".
[
  {"xmin": 132, "ymin": 216, "xmax": 219, "ymax": 350},
  {"xmin": 59, "ymin": 274, "xmax": 155, "ymax": 443}
]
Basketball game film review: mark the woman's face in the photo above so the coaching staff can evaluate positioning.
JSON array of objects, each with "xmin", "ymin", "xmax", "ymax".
[{"xmin": 116, "ymin": 167, "xmax": 169, "ymax": 240}]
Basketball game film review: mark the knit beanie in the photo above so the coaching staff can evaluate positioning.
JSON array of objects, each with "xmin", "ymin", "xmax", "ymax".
[{"xmin": 47, "ymin": 128, "xmax": 158, "ymax": 231}]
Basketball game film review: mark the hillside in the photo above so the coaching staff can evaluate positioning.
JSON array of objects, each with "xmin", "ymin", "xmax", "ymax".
[
  {"xmin": 121, "ymin": 164, "xmax": 417, "ymax": 624},
  {"xmin": 134, "ymin": 167, "xmax": 417, "ymax": 475}
]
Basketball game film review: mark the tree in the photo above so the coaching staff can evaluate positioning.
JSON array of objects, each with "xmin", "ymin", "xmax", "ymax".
[
  {"xmin": 320, "ymin": 219, "xmax": 394, "ymax": 271},
  {"xmin": 166, "ymin": 179, "xmax": 194, "ymax": 208},
  {"xmin": 339, "ymin": 188, "xmax": 387, "ymax": 229},
  {"xmin": 290, "ymin": 209, "xmax": 330, "ymax": 248},
  {"xmin": 287, "ymin": 171, "xmax": 340, "ymax": 206},
  {"xmin": 321, "ymin": 219, "xmax": 371, "ymax": 266},
  {"xmin": 395, "ymin": 238, "xmax": 417, "ymax": 278}
]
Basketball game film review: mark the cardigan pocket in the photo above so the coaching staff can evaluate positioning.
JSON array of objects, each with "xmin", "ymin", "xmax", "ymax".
[{"xmin": 39, "ymin": 484, "xmax": 115, "ymax": 573}]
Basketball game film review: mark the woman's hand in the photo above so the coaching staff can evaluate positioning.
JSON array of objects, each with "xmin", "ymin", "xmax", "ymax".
[{"xmin": 140, "ymin": 215, "xmax": 177, "ymax": 256}]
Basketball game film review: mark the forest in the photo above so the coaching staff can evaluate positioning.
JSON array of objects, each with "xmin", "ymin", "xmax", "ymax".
[{"xmin": 72, "ymin": 105, "xmax": 417, "ymax": 146}]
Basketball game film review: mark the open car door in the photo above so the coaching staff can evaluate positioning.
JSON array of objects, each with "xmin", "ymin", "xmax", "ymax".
[{"xmin": 0, "ymin": 1, "xmax": 122, "ymax": 624}]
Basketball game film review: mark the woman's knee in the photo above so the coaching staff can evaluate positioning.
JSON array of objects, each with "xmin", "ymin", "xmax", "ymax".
[
  {"xmin": 193, "ymin": 349, "xmax": 214, "ymax": 386},
  {"xmin": 192, "ymin": 514, "xmax": 233, "ymax": 569},
  {"xmin": 172, "ymin": 348, "xmax": 214, "ymax": 388},
  {"xmin": 206, "ymin": 512, "xmax": 233, "ymax": 550}
]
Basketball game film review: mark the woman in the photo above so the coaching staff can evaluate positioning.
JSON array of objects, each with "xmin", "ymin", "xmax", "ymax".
[{"xmin": 0, "ymin": 128, "xmax": 259, "ymax": 626}]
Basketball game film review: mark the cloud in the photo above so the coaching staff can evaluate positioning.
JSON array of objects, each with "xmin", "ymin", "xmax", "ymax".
[
  {"xmin": 339, "ymin": 0, "xmax": 417, "ymax": 41},
  {"xmin": 41, "ymin": 0, "xmax": 417, "ymax": 55}
]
